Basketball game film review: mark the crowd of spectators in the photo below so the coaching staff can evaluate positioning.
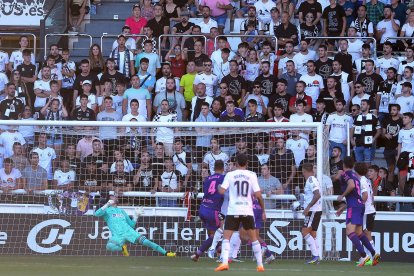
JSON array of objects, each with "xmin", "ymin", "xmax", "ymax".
[{"xmin": 0, "ymin": 0, "xmax": 414, "ymax": 210}]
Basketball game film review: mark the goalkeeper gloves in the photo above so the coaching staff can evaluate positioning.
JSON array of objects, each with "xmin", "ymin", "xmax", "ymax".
[
  {"xmin": 102, "ymin": 199, "xmax": 115, "ymax": 210},
  {"xmin": 133, "ymin": 206, "xmax": 144, "ymax": 221}
]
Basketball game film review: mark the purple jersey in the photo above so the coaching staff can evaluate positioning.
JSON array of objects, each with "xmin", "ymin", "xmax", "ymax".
[
  {"xmin": 201, "ymin": 173, "xmax": 225, "ymax": 211},
  {"xmin": 340, "ymin": 170, "xmax": 364, "ymax": 208}
]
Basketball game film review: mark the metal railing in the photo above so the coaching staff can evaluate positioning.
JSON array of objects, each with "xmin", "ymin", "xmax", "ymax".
[
  {"xmin": 100, "ymin": 33, "xmax": 148, "ymax": 55},
  {"xmin": 214, "ymin": 34, "xmax": 278, "ymax": 53},
  {"xmin": 0, "ymin": 32, "xmax": 37, "ymax": 58},
  {"xmin": 305, "ymin": 36, "xmax": 377, "ymax": 57},
  {"xmin": 158, "ymin": 34, "xmax": 207, "ymax": 62},
  {"xmin": 44, "ymin": 33, "xmax": 93, "ymax": 59}
]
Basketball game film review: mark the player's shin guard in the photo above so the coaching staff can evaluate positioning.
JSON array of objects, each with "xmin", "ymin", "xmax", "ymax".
[
  {"xmin": 197, "ymin": 236, "xmax": 213, "ymax": 256},
  {"xmin": 229, "ymin": 231, "xmax": 241, "ymax": 259},
  {"xmin": 359, "ymin": 233, "xmax": 375, "ymax": 257},
  {"xmin": 348, "ymin": 232, "xmax": 366, "ymax": 257},
  {"xmin": 304, "ymin": 234, "xmax": 318, "ymax": 257},
  {"xmin": 210, "ymin": 228, "xmax": 223, "ymax": 251},
  {"xmin": 252, "ymin": 240, "xmax": 263, "ymax": 266},
  {"xmin": 137, "ymin": 235, "xmax": 167, "ymax": 255},
  {"xmin": 221, "ymin": 239, "xmax": 230, "ymax": 265},
  {"xmin": 106, "ymin": 241, "xmax": 122, "ymax": 252}
]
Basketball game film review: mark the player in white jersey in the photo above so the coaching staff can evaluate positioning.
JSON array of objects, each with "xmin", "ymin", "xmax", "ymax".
[
  {"xmin": 361, "ymin": 165, "xmax": 377, "ymax": 263},
  {"xmin": 215, "ymin": 153, "xmax": 265, "ymax": 272},
  {"xmin": 354, "ymin": 163, "xmax": 380, "ymax": 266},
  {"xmin": 301, "ymin": 163, "xmax": 322, "ymax": 264}
]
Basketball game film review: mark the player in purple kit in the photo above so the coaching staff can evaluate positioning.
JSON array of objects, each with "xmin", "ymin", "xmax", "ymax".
[
  {"xmin": 337, "ymin": 157, "xmax": 380, "ymax": 267},
  {"xmin": 191, "ymin": 160, "xmax": 225, "ymax": 261}
]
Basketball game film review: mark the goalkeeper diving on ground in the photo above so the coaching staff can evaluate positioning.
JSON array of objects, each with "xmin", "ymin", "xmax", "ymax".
[{"xmin": 95, "ymin": 195, "xmax": 176, "ymax": 257}]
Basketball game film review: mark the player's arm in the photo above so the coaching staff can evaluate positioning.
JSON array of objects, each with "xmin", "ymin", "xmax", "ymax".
[
  {"xmin": 303, "ymin": 189, "xmax": 321, "ymax": 216},
  {"xmin": 361, "ymin": 182, "xmax": 368, "ymax": 202},
  {"xmin": 122, "ymin": 209, "xmax": 137, "ymax": 228},
  {"xmin": 95, "ymin": 199, "xmax": 115, "ymax": 216},
  {"xmin": 337, "ymin": 178, "xmax": 355, "ymax": 201},
  {"xmin": 335, "ymin": 203, "xmax": 347, "ymax": 217}
]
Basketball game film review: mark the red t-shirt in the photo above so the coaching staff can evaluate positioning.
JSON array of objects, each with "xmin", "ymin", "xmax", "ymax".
[
  {"xmin": 267, "ymin": 117, "xmax": 290, "ymax": 141},
  {"xmin": 125, "ymin": 16, "xmax": 148, "ymax": 38},
  {"xmin": 170, "ymin": 57, "xmax": 187, "ymax": 79},
  {"xmin": 288, "ymin": 94, "xmax": 313, "ymax": 109}
]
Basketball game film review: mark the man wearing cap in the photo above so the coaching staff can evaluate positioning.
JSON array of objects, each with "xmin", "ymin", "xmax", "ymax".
[
  {"xmin": 125, "ymin": 4, "xmax": 147, "ymax": 38},
  {"xmin": 74, "ymin": 80, "xmax": 97, "ymax": 110},
  {"xmin": 239, "ymin": 6, "xmax": 259, "ymax": 33}
]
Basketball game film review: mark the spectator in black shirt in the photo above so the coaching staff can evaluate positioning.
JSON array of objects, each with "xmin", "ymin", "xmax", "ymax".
[
  {"xmin": 381, "ymin": 104, "xmax": 403, "ymax": 184},
  {"xmin": 221, "ymin": 60, "xmax": 247, "ymax": 102},
  {"xmin": 255, "ymin": 61, "xmax": 278, "ymax": 97},
  {"xmin": 184, "ymin": 39, "xmax": 208, "ymax": 72},
  {"xmin": 269, "ymin": 137, "xmax": 296, "ymax": 193},
  {"xmin": 72, "ymin": 59, "xmax": 100, "ymax": 109},
  {"xmin": 356, "ymin": 59, "xmax": 384, "ymax": 99},
  {"xmin": 171, "ymin": 11, "xmax": 195, "ymax": 46},
  {"xmin": 16, "ymin": 49, "xmax": 36, "ymax": 109},
  {"xmin": 298, "ymin": 0, "xmax": 323, "ymax": 28},
  {"xmin": 313, "ymin": 98, "xmax": 328, "ymax": 124},
  {"xmin": 318, "ymin": 76, "xmax": 344, "ymax": 114},
  {"xmin": 334, "ymin": 39, "xmax": 353, "ymax": 75},
  {"xmin": 245, "ymin": 99, "xmax": 266, "ymax": 122},
  {"xmin": 146, "ymin": 4, "xmax": 170, "ymax": 49},
  {"xmin": 275, "ymin": 12, "xmax": 299, "ymax": 47},
  {"xmin": 322, "ymin": 0, "xmax": 346, "ymax": 50},
  {"xmin": 268, "ymin": 78, "xmax": 292, "ymax": 118},
  {"xmin": 315, "ymin": 44, "xmax": 333, "ymax": 87},
  {"xmin": 107, "ymin": 160, "xmax": 133, "ymax": 193},
  {"xmin": 79, "ymin": 156, "xmax": 108, "ymax": 193},
  {"xmin": 70, "ymin": 94, "xmax": 96, "ymax": 131},
  {"xmin": 330, "ymin": 146, "xmax": 343, "ymax": 208},
  {"xmin": 100, "ymin": 58, "xmax": 126, "ymax": 95},
  {"xmin": 0, "ymin": 83, "xmax": 24, "ymax": 120}
]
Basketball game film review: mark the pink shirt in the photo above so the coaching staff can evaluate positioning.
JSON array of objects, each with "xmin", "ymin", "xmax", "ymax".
[
  {"xmin": 76, "ymin": 136, "xmax": 100, "ymax": 160},
  {"xmin": 125, "ymin": 16, "xmax": 148, "ymax": 37},
  {"xmin": 200, "ymin": 0, "xmax": 230, "ymax": 17}
]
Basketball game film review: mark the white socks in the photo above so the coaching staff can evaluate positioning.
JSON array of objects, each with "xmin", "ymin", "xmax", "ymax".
[
  {"xmin": 209, "ymin": 228, "xmax": 223, "ymax": 251},
  {"xmin": 229, "ymin": 231, "xmax": 241, "ymax": 259},
  {"xmin": 252, "ymin": 240, "xmax": 263, "ymax": 266},
  {"xmin": 221, "ymin": 239, "xmax": 230, "ymax": 265},
  {"xmin": 305, "ymin": 234, "xmax": 318, "ymax": 257}
]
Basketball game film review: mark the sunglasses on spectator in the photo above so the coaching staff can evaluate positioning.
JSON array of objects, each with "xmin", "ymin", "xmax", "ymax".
[
  {"xmin": 352, "ymin": 109, "xmax": 358, "ymax": 112},
  {"xmin": 204, "ymin": 64, "xmax": 212, "ymax": 67},
  {"xmin": 254, "ymin": 85, "xmax": 260, "ymax": 88}
]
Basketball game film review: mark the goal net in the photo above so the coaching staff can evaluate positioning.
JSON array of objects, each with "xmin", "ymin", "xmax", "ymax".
[{"xmin": 0, "ymin": 120, "xmax": 335, "ymax": 259}]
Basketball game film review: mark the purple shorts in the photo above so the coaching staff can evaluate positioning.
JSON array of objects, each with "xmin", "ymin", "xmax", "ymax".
[
  {"xmin": 346, "ymin": 206, "xmax": 365, "ymax": 225},
  {"xmin": 199, "ymin": 205, "xmax": 220, "ymax": 231},
  {"xmin": 253, "ymin": 208, "xmax": 263, "ymax": 229}
]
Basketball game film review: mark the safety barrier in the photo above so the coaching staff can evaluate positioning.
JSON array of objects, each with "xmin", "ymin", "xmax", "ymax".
[
  {"xmin": 100, "ymin": 33, "xmax": 148, "ymax": 55},
  {"xmin": 158, "ymin": 34, "xmax": 207, "ymax": 62},
  {"xmin": 214, "ymin": 34, "xmax": 278, "ymax": 53},
  {"xmin": 305, "ymin": 36, "xmax": 377, "ymax": 57},
  {"xmin": 44, "ymin": 33, "xmax": 93, "ymax": 59}
]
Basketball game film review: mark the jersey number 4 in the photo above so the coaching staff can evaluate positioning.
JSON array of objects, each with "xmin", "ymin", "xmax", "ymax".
[
  {"xmin": 235, "ymin": 180, "xmax": 249, "ymax": 197},
  {"xmin": 208, "ymin": 180, "xmax": 217, "ymax": 194}
]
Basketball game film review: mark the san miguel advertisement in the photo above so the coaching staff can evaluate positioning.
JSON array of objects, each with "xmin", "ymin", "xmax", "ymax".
[{"xmin": 0, "ymin": 214, "xmax": 413, "ymax": 262}]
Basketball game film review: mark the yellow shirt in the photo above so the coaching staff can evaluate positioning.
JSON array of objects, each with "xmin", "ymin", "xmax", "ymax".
[{"xmin": 180, "ymin": 72, "xmax": 196, "ymax": 102}]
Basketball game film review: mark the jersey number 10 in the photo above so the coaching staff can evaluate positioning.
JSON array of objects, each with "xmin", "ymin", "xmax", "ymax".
[{"xmin": 235, "ymin": 180, "xmax": 249, "ymax": 197}]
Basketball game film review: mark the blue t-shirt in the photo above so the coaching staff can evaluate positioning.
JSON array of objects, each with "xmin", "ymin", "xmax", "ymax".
[
  {"xmin": 201, "ymin": 173, "xmax": 225, "ymax": 211},
  {"xmin": 340, "ymin": 170, "xmax": 364, "ymax": 208}
]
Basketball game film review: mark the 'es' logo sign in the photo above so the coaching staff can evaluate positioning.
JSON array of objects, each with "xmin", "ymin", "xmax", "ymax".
[{"xmin": 27, "ymin": 219, "xmax": 74, "ymax": 253}]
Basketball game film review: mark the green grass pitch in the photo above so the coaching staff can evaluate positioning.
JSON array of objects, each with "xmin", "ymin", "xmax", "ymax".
[{"xmin": 0, "ymin": 256, "xmax": 413, "ymax": 276}]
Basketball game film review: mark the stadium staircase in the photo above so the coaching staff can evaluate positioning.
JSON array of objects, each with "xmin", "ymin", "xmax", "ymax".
[{"xmin": 70, "ymin": 0, "xmax": 133, "ymax": 61}]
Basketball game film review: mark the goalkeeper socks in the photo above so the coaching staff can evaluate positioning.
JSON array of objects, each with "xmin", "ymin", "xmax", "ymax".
[
  {"xmin": 348, "ymin": 232, "xmax": 366, "ymax": 257},
  {"xmin": 221, "ymin": 239, "xmax": 230, "ymax": 265},
  {"xmin": 141, "ymin": 238, "xmax": 167, "ymax": 255},
  {"xmin": 197, "ymin": 236, "xmax": 213, "ymax": 256},
  {"xmin": 230, "ymin": 231, "xmax": 241, "ymax": 259},
  {"xmin": 359, "ymin": 233, "xmax": 375, "ymax": 257},
  {"xmin": 210, "ymin": 228, "xmax": 223, "ymax": 251},
  {"xmin": 252, "ymin": 240, "xmax": 263, "ymax": 266},
  {"xmin": 304, "ymin": 234, "xmax": 318, "ymax": 257},
  {"xmin": 106, "ymin": 241, "xmax": 122, "ymax": 252}
]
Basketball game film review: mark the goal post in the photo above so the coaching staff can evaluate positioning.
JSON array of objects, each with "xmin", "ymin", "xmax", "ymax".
[{"xmin": 0, "ymin": 120, "xmax": 331, "ymax": 259}]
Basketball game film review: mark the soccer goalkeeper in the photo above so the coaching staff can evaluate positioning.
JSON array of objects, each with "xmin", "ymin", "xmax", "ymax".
[{"xmin": 95, "ymin": 195, "xmax": 176, "ymax": 257}]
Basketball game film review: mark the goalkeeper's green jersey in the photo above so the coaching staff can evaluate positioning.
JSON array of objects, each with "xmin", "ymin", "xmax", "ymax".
[{"xmin": 95, "ymin": 206, "xmax": 136, "ymax": 235}]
